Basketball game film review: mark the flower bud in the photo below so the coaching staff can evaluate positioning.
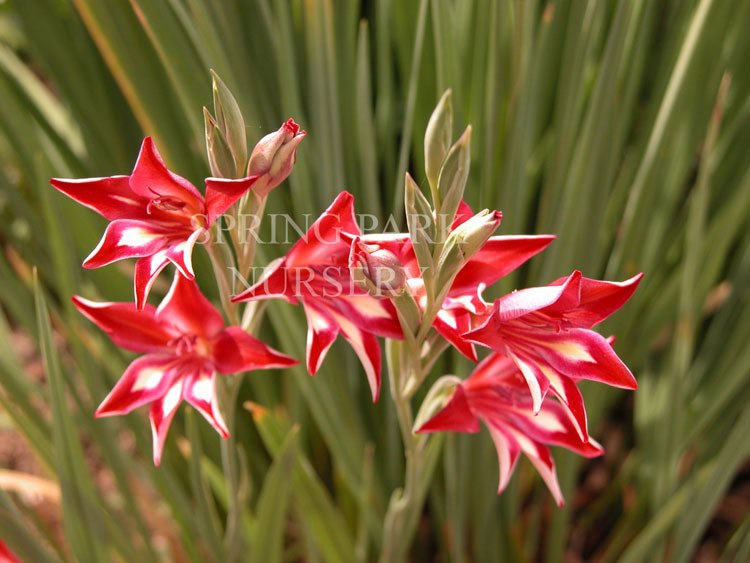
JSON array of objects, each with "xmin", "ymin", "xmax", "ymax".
[
  {"xmin": 247, "ymin": 119, "xmax": 306, "ymax": 196},
  {"xmin": 436, "ymin": 209, "xmax": 502, "ymax": 294},
  {"xmin": 349, "ymin": 238, "xmax": 407, "ymax": 298}
]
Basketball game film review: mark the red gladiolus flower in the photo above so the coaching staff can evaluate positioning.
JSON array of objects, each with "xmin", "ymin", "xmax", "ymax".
[
  {"xmin": 357, "ymin": 201, "xmax": 554, "ymax": 360},
  {"xmin": 417, "ymin": 352, "xmax": 603, "ymax": 506},
  {"xmin": 465, "ymin": 270, "xmax": 642, "ymax": 441},
  {"xmin": 51, "ymin": 137, "xmax": 257, "ymax": 308},
  {"xmin": 232, "ymin": 192, "xmax": 401, "ymax": 401},
  {"xmin": 73, "ymin": 273, "xmax": 296, "ymax": 465}
]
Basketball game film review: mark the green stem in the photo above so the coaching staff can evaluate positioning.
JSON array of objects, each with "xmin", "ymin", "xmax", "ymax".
[
  {"xmin": 380, "ymin": 340, "xmax": 427, "ymax": 562},
  {"xmin": 205, "ymin": 240, "xmax": 240, "ymax": 326}
]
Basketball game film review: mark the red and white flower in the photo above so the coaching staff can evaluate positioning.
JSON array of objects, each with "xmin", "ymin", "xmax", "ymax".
[
  {"xmin": 356, "ymin": 201, "xmax": 554, "ymax": 360},
  {"xmin": 232, "ymin": 192, "xmax": 402, "ymax": 401},
  {"xmin": 74, "ymin": 272, "xmax": 296, "ymax": 465},
  {"xmin": 417, "ymin": 352, "xmax": 603, "ymax": 506},
  {"xmin": 465, "ymin": 270, "xmax": 643, "ymax": 441},
  {"xmin": 51, "ymin": 137, "xmax": 257, "ymax": 308}
]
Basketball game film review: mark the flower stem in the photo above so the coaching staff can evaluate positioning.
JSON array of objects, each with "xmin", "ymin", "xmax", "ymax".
[{"xmin": 380, "ymin": 340, "xmax": 427, "ymax": 562}]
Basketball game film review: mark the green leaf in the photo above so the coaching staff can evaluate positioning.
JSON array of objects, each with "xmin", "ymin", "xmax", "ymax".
[{"xmin": 249, "ymin": 426, "xmax": 298, "ymax": 563}]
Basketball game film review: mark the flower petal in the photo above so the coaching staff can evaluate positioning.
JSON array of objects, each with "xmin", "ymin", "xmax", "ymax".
[
  {"xmin": 491, "ymin": 271, "xmax": 582, "ymax": 322},
  {"xmin": 532, "ymin": 328, "xmax": 638, "ymax": 389},
  {"xmin": 165, "ymin": 228, "xmax": 204, "ymax": 278},
  {"xmin": 156, "ymin": 272, "xmax": 224, "ymax": 339},
  {"xmin": 331, "ymin": 294, "xmax": 402, "ymax": 339},
  {"xmin": 183, "ymin": 369, "xmax": 229, "ymax": 438},
  {"xmin": 417, "ymin": 384, "xmax": 481, "ymax": 433},
  {"xmin": 211, "ymin": 326, "xmax": 298, "ymax": 374},
  {"xmin": 486, "ymin": 426, "xmax": 522, "ymax": 495},
  {"xmin": 329, "ymin": 309, "xmax": 382, "ymax": 402},
  {"xmin": 149, "ymin": 379, "xmax": 185, "ymax": 466},
  {"xmin": 433, "ymin": 310, "xmax": 478, "ymax": 361},
  {"xmin": 232, "ymin": 258, "xmax": 297, "ymax": 303},
  {"xmin": 130, "ymin": 138, "xmax": 203, "ymax": 210},
  {"xmin": 204, "ymin": 176, "xmax": 259, "ymax": 225},
  {"xmin": 506, "ymin": 349, "xmax": 550, "ymax": 414},
  {"xmin": 82, "ymin": 219, "xmax": 172, "ymax": 269},
  {"xmin": 559, "ymin": 273, "xmax": 643, "ymax": 327},
  {"xmin": 450, "ymin": 235, "xmax": 555, "ymax": 297},
  {"xmin": 134, "ymin": 251, "xmax": 171, "ymax": 309},
  {"xmin": 287, "ymin": 192, "xmax": 361, "ymax": 267},
  {"xmin": 95, "ymin": 354, "xmax": 179, "ymax": 416},
  {"xmin": 301, "ymin": 301, "xmax": 340, "ymax": 375},
  {"xmin": 50, "ymin": 176, "xmax": 146, "ymax": 220},
  {"xmin": 72, "ymin": 296, "xmax": 172, "ymax": 353}
]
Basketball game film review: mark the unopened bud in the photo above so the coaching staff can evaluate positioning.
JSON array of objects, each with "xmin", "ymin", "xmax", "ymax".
[
  {"xmin": 247, "ymin": 119, "xmax": 306, "ymax": 196},
  {"xmin": 204, "ymin": 107, "xmax": 237, "ymax": 178},
  {"xmin": 349, "ymin": 238, "xmax": 407, "ymax": 298},
  {"xmin": 445, "ymin": 209, "xmax": 501, "ymax": 262},
  {"xmin": 436, "ymin": 210, "xmax": 502, "ymax": 294}
]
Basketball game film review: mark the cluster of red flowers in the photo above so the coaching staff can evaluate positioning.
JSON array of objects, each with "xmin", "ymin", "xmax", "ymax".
[
  {"xmin": 52, "ymin": 119, "xmax": 640, "ymax": 505},
  {"xmin": 52, "ymin": 121, "xmax": 305, "ymax": 465}
]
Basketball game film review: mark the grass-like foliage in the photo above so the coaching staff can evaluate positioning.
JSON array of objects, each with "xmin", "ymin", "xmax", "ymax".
[{"xmin": 0, "ymin": 1, "xmax": 748, "ymax": 561}]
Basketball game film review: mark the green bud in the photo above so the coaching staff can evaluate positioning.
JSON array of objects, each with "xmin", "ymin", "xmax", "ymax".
[
  {"xmin": 204, "ymin": 107, "xmax": 237, "ymax": 179},
  {"xmin": 435, "ymin": 209, "xmax": 502, "ymax": 294},
  {"xmin": 424, "ymin": 89, "xmax": 453, "ymax": 202},
  {"xmin": 210, "ymin": 70, "xmax": 247, "ymax": 177},
  {"xmin": 436, "ymin": 126, "xmax": 472, "ymax": 240},
  {"xmin": 405, "ymin": 173, "xmax": 436, "ymax": 288}
]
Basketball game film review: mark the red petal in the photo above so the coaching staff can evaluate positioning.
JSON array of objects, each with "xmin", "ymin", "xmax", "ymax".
[
  {"xmin": 563, "ymin": 273, "xmax": 643, "ymax": 327},
  {"xmin": 450, "ymin": 235, "xmax": 555, "ymax": 297},
  {"xmin": 232, "ymin": 258, "xmax": 296, "ymax": 303},
  {"xmin": 182, "ymin": 370, "xmax": 229, "ymax": 438},
  {"xmin": 72, "ymin": 296, "xmax": 172, "ymax": 353},
  {"xmin": 451, "ymin": 200, "xmax": 474, "ymax": 227},
  {"xmin": 134, "ymin": 251, "xmax": 171, "ymax": 309},
  {"xmin": 211, "ymin": 326, "xmax": 298, "ymax": 374},
  {"xmin": 417, "ymin": 384, "xmax": 481, "ymax": 433},
  {"xmin": 433, "ymin": 310, "xmax": 478, "ymax": 361},
  {"xmin": 331, "ymin": 294, "xmax": 402, "ymax": 339},
  {"xmin": 544, "ymin": 368, "xmax": 589, "ymax": 442},
  {"xmin": 287, "ymin": 192, "xmax": 361, "ymax": 267},
  {"xmin": 82, "ymin": 219, "xmax": 172, "ymax": 269},
  {"xmin": 486, "ymin": 426, "xmax": 522, "ymax": 495},
  {"xmin": 531, "ymin": 328, "xmax": 637, "ymax": 389},
  {"xmin": 165, "ymin": 228, "xmax": 204, "ymax": 278},
  {"xmin": 129, "ymin": 138, "xmax": 204, "ymax": 211},
  {"xmin": 204, "ymin": 176, "xmax": 259, "ymax": 225},
  {"xmin": 156, "ymin": 272, "xmax": 224, "ymax": 340},
  {"xmin": 301, "ymin": 301, "xmax": 339, "ymax": 375},
  {"xmin": 95, "ymin": 354, "xmax": 180, "ymax": 416},
  {"xmin": 329, "ymin": 309, "xmax": 382, "ymax": 402},
  {"xmin": 149, "ymin": 379, "xmax": 185, "ymax": 466},
  {"xmin": 50, "ymin": 176, "xmax": 146, "ymax": 220},
  {"xmin": 506, "ymin": 349, "xmax": 551, "ymax": 414},
  {"xmin": 499, "ymin": 271, "xmax": 582, "ymax": 321}
]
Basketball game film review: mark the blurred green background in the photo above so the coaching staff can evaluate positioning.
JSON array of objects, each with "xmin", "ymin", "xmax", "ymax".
[{"xmin": 0, "ymin": 0, "xmax": 748, "ymax": 561}]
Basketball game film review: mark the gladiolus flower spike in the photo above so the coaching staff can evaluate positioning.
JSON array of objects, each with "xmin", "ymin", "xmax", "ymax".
[
  {"xmin": 73, "ymin": 272, "xmax": 297, "ymax": 465},
  {"xmin": 51, "ymin": 137, "xmax": 258, "ymax": 308}
]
